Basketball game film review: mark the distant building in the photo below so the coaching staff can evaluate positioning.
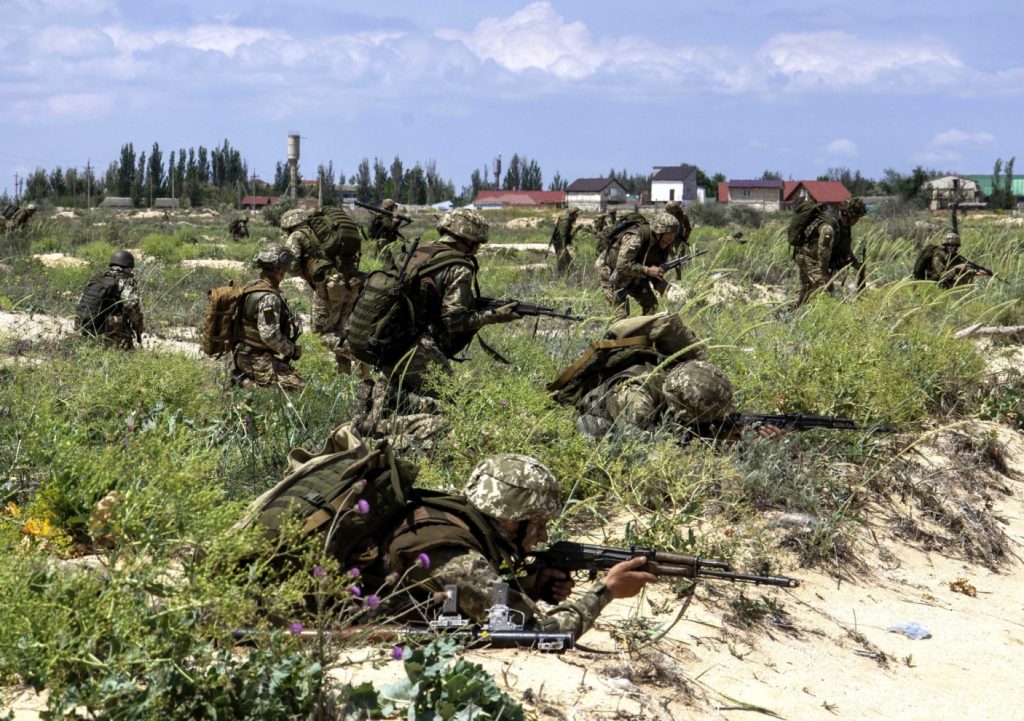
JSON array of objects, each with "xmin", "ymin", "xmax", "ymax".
[
  {"xmin": 962, "ymin": 174, "xmax": 1024, "ymax": 205},
  {"xmin": 717, "ymin": 180, "xmax": 784, "ymax": 211},
  {"xmin": 99, "ymin": 196, "xmax": 133, "ymax": 208},
  {"xmin": 338, "ymin": 184, "xmax": 357, "ymax": 202},
  {"xmin": 650, "ymin": 164, "xmax": 701, "ymax": 204},
  {"xmin": 241, "ymin": 195, "xmax": 280, "ymax": 209},
  {"xmin": 924, "ymin": 175, "xmax": 983, "ymax": 210},
  {"xmin": 471, "ymin": 190, "xmax": 566, "ymax": 209},
  {"xmin": 153, "ymin": 198, "xmax": 180, "ymax": 209},
  {"xmin": 565, "ymin": 178, "xmax": 627, "ymax": 211},
  {"xmin": 782, "ymin": 181, "xmax": 851, "ymax": 211}
]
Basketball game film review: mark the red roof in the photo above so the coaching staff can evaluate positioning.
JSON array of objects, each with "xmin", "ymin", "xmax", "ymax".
[
  {"xmin": 784, "ymin": 181, "xmax": 851, "ymax": 205},
  {"xmin": 241, "ymin": 195, "xmax": 280, "ymax": 207},
  {"xmin": 717, "ymin": 181, "xmax": 729, "ymax": 204},
  {"xmin": 473, "ymin": 190, "xmax": 566, "ymax": 206}
]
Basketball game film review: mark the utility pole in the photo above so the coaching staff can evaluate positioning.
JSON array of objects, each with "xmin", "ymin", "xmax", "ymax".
[
  {"xmin": 13, "ymin": 173, "xmax": 19, "ymax": 203},
  {"xmin": 85, "ymin": 160, "xmax": 92, "ymax": 209}
]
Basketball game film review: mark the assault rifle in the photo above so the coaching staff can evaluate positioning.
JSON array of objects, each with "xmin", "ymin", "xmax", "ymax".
[
  {"xmin": 615, "ymin": 249, "xmax": 707, "ymax": 301},
  {"xmin": 353, "ymin": 199, "xmax": 414, "ymax": 227},
  {"xmin": 718, "ymin": 412, "xmax": 895, "ymax": 434},
  {"xmin": 959, "ymin": 258, "xmax": 1001, "ymax": 281},
  {"xmin": 477, "ymin": 296, "xmax": 584, "ymax": 321},
  {"xmin": 660, "ymin": 248, "xmax": 708, "ymax": 275},
  {"xmin": 525, "ymin": 541, "xmax": 799, "ymax": 601}
]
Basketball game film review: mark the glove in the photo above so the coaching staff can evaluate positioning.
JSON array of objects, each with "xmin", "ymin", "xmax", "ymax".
[
  {"xmin": 291, "ymin": 344, "xmax": 303, "ymax": 360},
  {"xmin": 489, "ymin": 302, "xmax": 522, "ymax": 324}
]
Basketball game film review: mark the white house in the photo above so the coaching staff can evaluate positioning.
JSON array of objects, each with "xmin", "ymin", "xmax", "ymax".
[
  {"xmin": 924, "ymin": 175, "xmax": 983, "ymax": 210},
  {"xmin": 650, "ymin": 164, "xmax": 702, "ymax": 204},
  {"xmin": 564, "ymin": 178, "xmax": 627, "ymax": 211}
]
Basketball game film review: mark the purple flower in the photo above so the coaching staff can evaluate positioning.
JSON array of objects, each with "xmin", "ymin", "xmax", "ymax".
[
  {"xmin": 366, "ymin": 594, "xmax": 380, "ymax": 610},
  {"xmin": 499, "ymin": 400, "xmax": 509, "ymax": 408},
  {"xmin": 243, "ymin": 417, "xmax": 253, "ymax": 426},
  {"xmin": 416, "ymin": 553, "xmax": 430, "ymax": 570},
  {"xmin": 289, "ymin": 622, "xmax": 304, "ymax": 635},
  {"xmin": 356, "ymin": 499, "xmax": 370, "ymax": 515},
  {"xmin": 348, "ymin": 585, "xmax": 362, "ymax": 597},
  {"xmin": 349, "ymin": 567, "xmax": 361, "ymax": 578},
  {"xmin": 391, "ymin": 645, "xmax": 405, "ymax": 661},
  {"xmin": 312, "ymin": 565, "xmax": 325, "ymax": 578},
  {"xmin": 384, "ymin": 572, "xmax": 400, "ymax": 586}
]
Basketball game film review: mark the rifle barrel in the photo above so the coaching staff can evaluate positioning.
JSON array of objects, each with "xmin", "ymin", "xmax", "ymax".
[{"xmin": 697, "ymin": 568, "xmax": 800, "ymax": 588}]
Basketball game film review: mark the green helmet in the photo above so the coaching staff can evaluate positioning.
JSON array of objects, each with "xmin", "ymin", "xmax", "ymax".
[
  {"xmin": 381, "ymin": 198, "xmax": 397, "ymax": 210},
  {"xmin": 839, "ymin": 197, "xmax": 867, "ymax": 219},
  {"xmin": 664, "ymin": 200, "xmax": 684, "ymax": 215},
  {"xmin": 438, "ymin": 208, "xmax": 489, "ymax": 244},
  {"xmin": 280, "ymin": 208, "xmax": 310, "ymax": 231},
  {"xmin": 568, "ymin": 206, "xmax": 581, "ymax": 216},
  {"xmin": 109, "ymin": 250, "xmax": 135, "ymax": 268},
  {"xmin": 465, "ymin": 454, "xmax": 562, "ymax": 521},
  {"xmin": 253, "ymin": 244, "xmax": 296, "ymax": 271},
  {"xmin": 662, "ymin": 360, "xmax": 733, "ymax": 422},
  {"xmin": 651, "ymin": 212, "xmax": 680, "ymax": 235},
  {"xmin": 943, "ymin": 230, "xmax": 961, "ymax": 246}
]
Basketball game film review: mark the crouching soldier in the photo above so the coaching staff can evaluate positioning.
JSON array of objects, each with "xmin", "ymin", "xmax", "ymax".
[
  {"xmin": 597, "ymin": 212, "xmax": 679, "ymax": 321},
  {"xmin": 232, "ymin": 245, "xmax": 305, "ymax": 391},
  {"xmin": 75, "ymin": 250, "xmax": 145, "ymax": 349},
  {"xmin": 382, "ymin": 454, "xmax": 656, "ymax": 635}
]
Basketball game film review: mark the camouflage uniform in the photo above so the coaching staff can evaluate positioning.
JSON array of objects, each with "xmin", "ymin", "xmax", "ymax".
[
  {"xmin": 550, "ymin": 208, "xmax": 580, "ymax": 275},
  {"xmin": 917, "ymin": 233, "xmax": 978, "ymax": 289},
  {"xmin": 663, "ymin": 201, "xmax": 693, "ymax": 278},
  {"xmin": 6, "ymin": 204, "xmax": 36, "ymax": 231},
  {"xmin": 228, "ymin": 217, "xmax": 249, "ymax": 239},
  {"xmin": 232, "ymin": 246, "xmax": 305, "ymax": 391},
  {"xmin": 368, "ymin": 200, "xmax": 403, "ymax": 256},
  {"xmin": 597, "ymin": 213, "xmax": 677, "ymax": 321},
  {"xmin": 793, "ymin": 197, "xmax": 866, "ymax": 307},
  {"xmin": 76, "ymin": 251, "xmax": 145, "ymax": 350},
  {"xmin": 383, "ymin": 455, "xmax": 613, "ymax": 636}
]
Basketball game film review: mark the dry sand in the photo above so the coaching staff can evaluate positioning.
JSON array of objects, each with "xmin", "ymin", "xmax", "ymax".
[{"xmin": 30, "ymin": 253, "xmax": 89, "ymax": 269}]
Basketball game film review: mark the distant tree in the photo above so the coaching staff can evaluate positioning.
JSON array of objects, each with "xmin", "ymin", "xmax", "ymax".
[
  {"xmin": 116, "ymin": 143, "xmax": 136, "ymax": 197},
  {"xmin": 147, "ymin": 142, "xmax": 164, "ymax": 202},
  {"xmin": 389, "ymin": 156, "xmax": 404, "ymax": 202},
  {"xmin": 405, "ymin": 163, "xmax": 426, "ymax": 205},
  {"xmin": 760, "ymin": 169, "xmax": 782, "ymax": 181},
  {"xmin": 132, "ymin": 151, "xmax": 146, "ymax": 206},
  {"xmin": 355, "ymin": 158, "xmax": 372, "ymax": 202},
  {"xmin": 503, "ymin": 153, "xmax": 522, "ymax": 191},
  {"xmin": 372, "ymin": 158, "xmax": 388, "ymax": 204},
  {"xmin": 317, "ymin": 162, "xmax": 337, "ymax": 204},
  {"xmin": 24, "ymin": 168, "xmax": 49, "ymax": 200},
  {"xmin": 990, "ymin": 156, "xmax": 1017, "ymax": 209},
  {"xmin": 548, "ymin": 171, "xmax": 567, "ymax": 191},
  {"xmin": 695, "ymin": 168, "xmax": 724, "ymax": 199},
  {"xmin": 493, "ymin": 155, "xmax": 502, "ymax": 191},
  {"xmin": 48, "ymin": 166, "xmax": 66, "ymax": 199}
]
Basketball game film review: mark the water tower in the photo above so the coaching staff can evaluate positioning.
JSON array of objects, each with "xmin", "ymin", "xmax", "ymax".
[{"xmin": 287, "ymin": 133, "xmax": 300, "ymax": 200}]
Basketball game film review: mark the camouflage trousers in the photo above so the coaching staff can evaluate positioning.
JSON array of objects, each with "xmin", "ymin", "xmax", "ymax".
[
  {"xmin": 232, "ymin": 350, "xmax": 306, "ymax": 392},
  {"xmin": 552, "ymin": 241, "xmax": 573, "ymax": 276},
  {"xmin": 577, "ymin": 378, "xmax": 660, "ymax": 437},
  {"xmin": 96, "ymin": 315, "xmax": 136, "ymax": 350},
  {"xmin": 596, "ymin": 266, "xmax": 658, "ymax": 322},
  {"xmin": 313, "ymin": 275, "xmax": 364, "ymax": 374},
  {"xmin": 379, "ymin": 336, "xmax": 451, "ymax": 396},
  {"xmin": 793, "ymin": 250, "xmax": 832, "ymax": 307}
]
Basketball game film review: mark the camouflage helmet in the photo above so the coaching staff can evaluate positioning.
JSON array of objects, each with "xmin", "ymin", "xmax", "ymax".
[
  {"xmin": 651, "ymin": 212, "xmax": 681, "ymax": 235},
  {"xmin": 26, "ymin": 202, "xmax": 37, "ymax": 211},
  {"xmin": 664, "ymin": 200, "xmax": 683, "ymax": 214},
  {"xmin": 252, "ymin": 244, "xmax": 296, "ymax": 271},
  {"xmin": 839, "ymin": 196, "xmax": 867, "ymax": 219},
  {"xmin": 943, "ymin": 230, "xmax": 961, "ymax": 246},
  {"xmin": 568, "ymin": 206, "xmax": 581, "ymax": 216},
  {"xmin": 109, "ymin": 250, "xmax": 135, "ymax": 269},
  {"xmin": 662, "ymin": 360, "xmax": 734, "ymax": 423},
  {"xmin": 381, "ymin": 198, "xmax": 397, "ymax": 210},
  {"xmin": 437, "ymin": 208, "xmax": 489, "ymax": 244},
  {"xmin": 280, "ymin": 208, "xmax": 310, "ymax": 231},
  {"xmin": 465, "ymin": 454, "xmax": 562, "ymax": 521}
]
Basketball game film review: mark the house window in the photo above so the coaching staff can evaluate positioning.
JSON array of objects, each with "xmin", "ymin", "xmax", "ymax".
[
  {"xmin": 742, "ymin": 189, "xmax": 751, "ymax": 198},
  {"xmin": 669, "ymin": 189, "xmax": 675, "ymax": 201}
]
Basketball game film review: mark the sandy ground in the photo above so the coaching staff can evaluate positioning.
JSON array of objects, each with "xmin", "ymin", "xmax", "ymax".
[
  {"xmin": 30, "ymin": 253, "xmax": 89, "ymax": 268},
  {"xmin": 180, "ymin": 258, "xmax": 247, "ymax": 272}
]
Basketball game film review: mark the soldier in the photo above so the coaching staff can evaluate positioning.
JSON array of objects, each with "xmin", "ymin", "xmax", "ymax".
[
  {"xmin": 74, "ymin": 250, "xmax": 145, "ymax": 349},
  {"xmin": 663, "ymin": 201, "xmax": 695, "ymax": 280},
  {"xmin": 376, "ymin": 207, "xmax": 522, "ymax": 394},
  {"xmin": 281, "ymin": 207, "xmax": 361, "ymax": 373},
  {"xmin": 793, "ymin": 196, "xmax": 867, "ymax": 307},
  {"xmin": 6, "ymin": 202, "xmax": 36, "ymax": 231},
  {"xmin": 593, "ymin": 212, "xmax": 608, "ymax": 234},
  {"xmin": 381, "ymin": 454, "xmax": 656, "ymax": 636},
  {"xmin": 231, "ymin": 245, "xmax": 304, "ymax": 391},
  {"xmin": 368, "ymin": 198, "xmax": 403, "ymax": 256},
  {"xmin": 913, "ymin": 231, "xmax": 991, "ymax": 288},
  {"xmin": 550, "ymin": 206, "xmax": 581, "ymax": 275},
  {"xmin": 228, "ymin": 215, "xmax": 249, "ymax": 240},
  {"xmin": 596, "ymin": 212, "xmax": 679, "ymax": 321}
]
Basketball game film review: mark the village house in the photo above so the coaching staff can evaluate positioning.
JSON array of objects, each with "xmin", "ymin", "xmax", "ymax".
[
  {"xmin": 565, "ymin": 178, "xmax": 627, "ymax": 211},
  {"xmin": 782, "ymin": 181, "xmax": 851, "ymax": 211},
  {"xmin": 924, "ymin": 176, "xmax": 984, "ymax": 210},
  {"xmin": 241, "ymin": 195, "xmax": 280, "ymax": 210},
  {"xmin": 650, "ymin": 164, "xmax": 702, "ymax": 204},
  {"xmin": 716, "ymin": 179, "xmax": 784, "ymax": 211}
]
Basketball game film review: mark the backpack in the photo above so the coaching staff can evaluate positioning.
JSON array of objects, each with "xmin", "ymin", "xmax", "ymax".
[
  {"xmin": 596, "ymin": 212, "xmax": 649, "ymax": 255},
  {"xmin": 1, "ymin": 203, "xmax": 17, "ymax": 220},
  {"xmin": 306, "ymin": 207, "xmax": 363, "ymax": 268},
  {"xmin": 74, "ymin": 273, "xmax": 121, "ymax": 334},
  {"xmin": 912, "ymin": 245, "xmax": 938, "ymax": 280},
  {"xmin": 234, "ymin": 424, "xmax": 420, "ymax": 565},
  {"xmin": 200, "ymin": 279, "xmax": 274, "ymax": 357},
  {"xmin": 787, "ymin": 201, "xmax": 826, "ymax": 247},
  {"xmin": 345, "ymin": 242, "xmax": 475, "ymax": 367}
]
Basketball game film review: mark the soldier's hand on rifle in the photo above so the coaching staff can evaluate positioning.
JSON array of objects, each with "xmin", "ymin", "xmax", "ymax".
[
  {"xmin": 757, "ymin": 424, "xmax": 787, "ymax": 439},
  {"xmin": 602, "ymin": 556, "xmax": 657, "ymax": 599},
  {"xmin": 489, "ymin": 302, "xmax": 523, "ymax": 324},
  {"xmin": 645, "ymin": 266, "xmax": 663, "ymax": 279},
  {"xmin": 535, "ymin": 568, "xmax": 574, "ymax": 603}
]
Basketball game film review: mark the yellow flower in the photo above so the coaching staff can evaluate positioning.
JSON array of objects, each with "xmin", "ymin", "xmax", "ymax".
[
  {"xmin": 23, "ymin": 517, "xmax": 52, "ymax": 538},
  {"xmin": 4, "ymin": 501, "xmax": 20, "ymax": 517}
]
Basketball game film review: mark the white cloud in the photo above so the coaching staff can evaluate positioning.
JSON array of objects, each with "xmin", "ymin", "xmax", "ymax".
[
  {"xmin": 930, "ymin": 129, "xmax": 995, "ymax": 146},
  {"xmin": 47, "ymin": 92, "xmax": 113, "ymax": 117},
  {"xmin": 826, "ymin": 138, "xmax": 857, "ymax": 157},
  {"xmin": 759, "ymin": 32, "xmax": 964, "ymax": 91},
  {"xmin": 34, "ymin": 26, "xmax": 114, "ymax": 58},
  {"xmin": 916, "ymin": 128, "xmax": 995, "ymax": 165}
]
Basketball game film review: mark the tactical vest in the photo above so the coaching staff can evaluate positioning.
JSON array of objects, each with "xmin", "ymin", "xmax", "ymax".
[
  {"xmin": 415, "ymin": 244, "xmax": 480, "ymax": 356},
  {"xmin": 602, "ymin": 225, "xmax": 655, "ymax": 272},
  {"xmin": 291, "ymin": 227, "xmax": 336, "ymax": 284},
  {"xmin": 238, "ymin": 280, "xmax": 297, "ymax": 352},
  {"xmin": 74, "ymin": 271, "xmax": 123, "ymax": 334}
]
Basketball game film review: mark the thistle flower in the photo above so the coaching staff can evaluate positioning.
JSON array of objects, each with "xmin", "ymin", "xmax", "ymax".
[
  {"xmin": 356, "ymin": 499, "xmax": 370, "ymax": 515},
  {"xmin": 366, "ymin": 594, "xmax": 380, "ymax": 610},
  {"xmin": 351, "ymin": 479, "xmax": 368, "ymax": 494},
  {"xmin": 348, "ymin": 585, "xmax": 362, "ymax": 597},
  {"xmin": 289, "ymin": 622, "xmax": 304, "ymax": 635},
  {"xmin": 312, "ymin": 565, "xmax": 325, "ymax": 578},
  {"xmin": 384, "ymin": 572, "xmax": 400, "ymax": 586},
  {"xmin": 416, "ymin": 553, "xmax": 431, "ymax": 569},
  {"xmin": 349, "ymin": 567, "xmax": 361, "ymax": 578},
  {"xmin": 391, "ymin": 645, "xmax": 405, "ymax": 661}
]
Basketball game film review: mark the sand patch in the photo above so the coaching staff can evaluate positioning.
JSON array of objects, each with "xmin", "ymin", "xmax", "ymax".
[
  {"xmin": 180, "ymin": 259, "xmax": 247, "ymax": 272},
  {"xmin": 504, "ymin": 217, "xmax": 546, "ymax": 229},
  {"xmin": 30, "ymin": 253, "xmax": 89, "ymax": 269},
  {"xmin": 482, "ymin": 243, "xmax": 550, "ymax": 253}
]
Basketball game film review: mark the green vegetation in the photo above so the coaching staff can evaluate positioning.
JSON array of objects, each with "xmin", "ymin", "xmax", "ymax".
[{"xmin": 0, "ymin": 203, "xmax": 1020, "ymax": 717}]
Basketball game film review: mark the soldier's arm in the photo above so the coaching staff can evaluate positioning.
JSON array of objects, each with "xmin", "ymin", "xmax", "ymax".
[
  {"xmin": 439, "ymin": 265, "xmax": 506, "ymax": 332},
  {"xmin": 117, "ymin": 275, "xmax": 144, "ymax": 332},
  {"xmin": 816, "ymin": 224, "xmax": 835, "ymax": 275},
  {"xmin": 284, "ymin": 230, "xmax": 305, "ymax": 261},
  {"xmin": 255, "ymin": 294, "xmax": 296, "ymax": 357},
  {"xmin": 613, "ymin": 234, "xmax": 648, "ymax": 281}
]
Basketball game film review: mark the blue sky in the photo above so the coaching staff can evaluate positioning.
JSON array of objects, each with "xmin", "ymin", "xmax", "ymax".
[{"xmin": 2, "ymin": 0, "xmax": 1022, "ymax": 197}]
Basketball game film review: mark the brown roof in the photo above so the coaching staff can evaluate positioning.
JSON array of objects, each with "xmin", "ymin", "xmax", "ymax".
[
  {"xmin": 566, "ymin": 177, "xmax": 625, "ymax": 193},
  {"xmin": 241, "ymin": 195, "xmax": 280, "ymax": 206},
  {"xmin": 652, "ymin": 165, "xmax": 696, "ymax": 182},
  {"xmin": 474, "ymin": 190, "xmax": 566, "ymax": 206}
]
